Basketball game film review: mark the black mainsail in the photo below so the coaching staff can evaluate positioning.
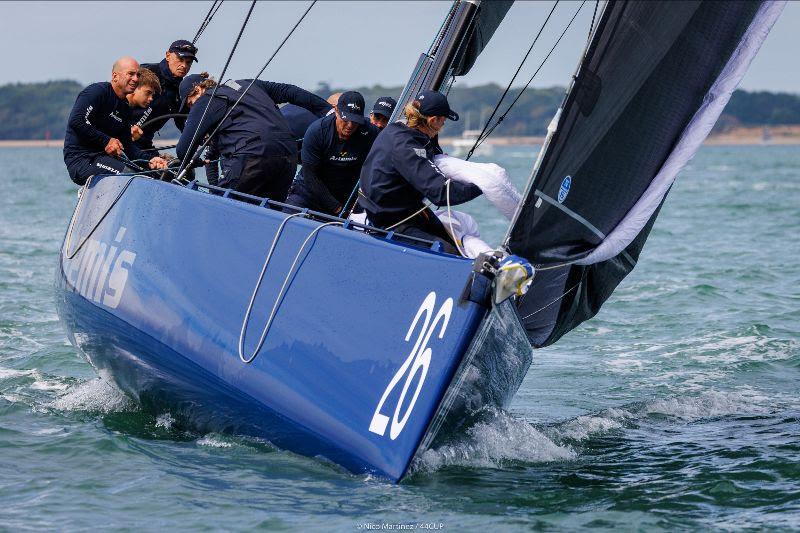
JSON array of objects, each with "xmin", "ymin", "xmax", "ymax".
[{"xmin": 504, "ymin": 0, "xmax": 785, "ymax": 347}]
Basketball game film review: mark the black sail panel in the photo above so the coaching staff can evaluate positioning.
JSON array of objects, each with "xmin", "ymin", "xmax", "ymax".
[
  {"xmin": 505, "ymin": 0, "xmax": 780, "ymax": 347},
  {"xmin": 451, "ymin": 0, "xmax": 514, "ymax": 77}
]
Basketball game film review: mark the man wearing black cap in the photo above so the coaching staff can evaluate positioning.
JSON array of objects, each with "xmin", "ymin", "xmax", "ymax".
[
  {"xmin": 176, "ymin": 75, "xmax": 330, "ymax": 200},
  {"xmin": 285, "ymin": 91, "xmax": 379, "ymax": 215},
  {"xmin": 359, "ymin": 90, "xmax": 482, "ymax": 254},
  {"xmin": 370, "ymin": 96, "xmax": 396, "ymax": 130},
  {"xmin": 131, "ymin": 40, "xmax": 198, "ymax": 157}
]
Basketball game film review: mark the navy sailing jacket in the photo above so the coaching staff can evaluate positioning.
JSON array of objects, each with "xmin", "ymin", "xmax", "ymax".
[
  {"xmin": 132, "ymin": 59, "xmax": 185, "ymax": 150},
  {"xmin": 176, "ymin": 79, "xmax": 329, "ymax": 165},
  {"xmin": 63, "ymin": 82, "xmax": 148, "ymax": 163},
  {"xmin": 280, "ymin": 103, "xmax": 319, "ymax": 141},
  {"xmin": 358, "ymin": 122, "xmax": 482, "ymax": 227},
  {"xmin": 294, "ymin": 114, "xmax": 379, "ymax": 213}
]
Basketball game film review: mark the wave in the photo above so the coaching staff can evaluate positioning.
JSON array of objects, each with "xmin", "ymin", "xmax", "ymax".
[
  {"xmin": 197, "ymin": 434, "xmax": 236, "ymax": 448},
  {"xmin": 50, "ymin": 378, "xmax": 135, "ymax": 413},
  {"xmin": 412, "ymin": 389, "xmax": 780, "ymax": 475},
  {"xmin": 413, "ymin": 408, "xmax": 576, "ymax": 474}
]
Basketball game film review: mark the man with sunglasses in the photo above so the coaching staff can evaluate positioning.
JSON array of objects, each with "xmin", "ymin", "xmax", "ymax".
[{"xmin": 132, "ymin": 40, "xmax": 199, "ymax": 157}]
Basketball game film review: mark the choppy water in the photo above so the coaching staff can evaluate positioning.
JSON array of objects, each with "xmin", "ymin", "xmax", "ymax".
[{"xmin": 0, "ymin": 145, "xmax": 798, "ymax": 530}]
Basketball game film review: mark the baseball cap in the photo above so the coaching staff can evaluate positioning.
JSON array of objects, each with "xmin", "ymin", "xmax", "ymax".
[
  {"xmin": 416, "ymin": 90, "xmax": 459, "ymax": 121},
  {"xmin": 178, "ymin": 74, "xmax": 205, "ymax": 111},
  {"xmin": 371, "ymin": 96, "xmax": 397, "ymax": 118},
  {"xmin": 336, "ymin": 91, "xmax": 367, "ymax": 125},
  {"xmin": 168, "ymin": 40, "xmax": 199, "ymax": 62}
]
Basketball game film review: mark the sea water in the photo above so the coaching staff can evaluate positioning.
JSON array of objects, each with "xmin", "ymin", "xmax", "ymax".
[{"xmin": 0, "ymin": 145, "xmax": 797, "ymax": 530}]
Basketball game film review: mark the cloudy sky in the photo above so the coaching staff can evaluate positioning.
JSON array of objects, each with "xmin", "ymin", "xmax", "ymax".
[{"xmin": 1, "ymin": 1, "xmax": 797, "ymax": 92}]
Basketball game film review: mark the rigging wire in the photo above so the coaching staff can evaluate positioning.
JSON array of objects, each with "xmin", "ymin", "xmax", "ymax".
[
  {"xmin": 465, "ymin": 1, "xmax": 560, "ymax": 161},
  {"xmin": 193, "ymin": 0, "xmax": 224, "ymax": 45},
  {"xmin": 176, "ymin": 0, "xmax": 257, "ymax": 179},
  {"xmin": 467, "ymin": 0, "xmax": 588, "ymax": 157},
  {"xmin": 587, "ymin": 0, "xmax": 600, "ymax": 44},
  {"xmin": 176, "ymin": 0, "xmax": 318, "ymax": 183}
]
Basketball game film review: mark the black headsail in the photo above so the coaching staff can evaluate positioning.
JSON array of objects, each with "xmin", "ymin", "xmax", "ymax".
[{"xmin": 504, "ymin": 0, "xmax": 785, "ymax": 347}]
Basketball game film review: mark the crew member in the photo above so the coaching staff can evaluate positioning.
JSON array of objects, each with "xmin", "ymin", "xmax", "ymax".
[
  {"xmin": 132, "ymin": 40, "xmax": 198, "ymax": 156},
  {"xmin": 358, "ymin": 90, "xmax": 482, "ymax": 254},
  {"xmin": 63, "ymin": 57, "xmax": 167, "ymax": 185},
  {"xmin": 370, "ymin": 96, "xmax": 396, "ymax": 130},
  {"xmin": 176, "ymin": 75, "xmax": 330, "ymax": 200},
  {"xmin": 128, "ymin": 69, "xmax": 162, "ymax": 141},
  {"xmin": 286, "ymin": 91, "xmax": 378, "ymax": 216},
  {"xmin": 281, "ymin": 103, "xmax": 320, "ymax": 161}
]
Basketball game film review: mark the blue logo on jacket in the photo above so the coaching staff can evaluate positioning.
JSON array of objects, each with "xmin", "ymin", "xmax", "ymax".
[{"xmin": 558, "ymin": 175, "xmax": 572, "ymax": 203}]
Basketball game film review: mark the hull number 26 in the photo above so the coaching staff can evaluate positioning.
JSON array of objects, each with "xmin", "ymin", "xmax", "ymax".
[{"xmin": 369, "ymin": 291, "xmax": 453, "ymax": 440}]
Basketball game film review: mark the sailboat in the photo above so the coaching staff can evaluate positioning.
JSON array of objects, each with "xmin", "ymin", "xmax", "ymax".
[
  {"xmin": 55, "ymin": 0, "xmax": 785, "ymax": 482},
  {"xmin": 447, "ymin": 112, "xmax": 495, "ymax": 157}
]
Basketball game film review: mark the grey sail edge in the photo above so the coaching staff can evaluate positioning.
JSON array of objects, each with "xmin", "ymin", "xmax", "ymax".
[{"xmin": 503, "ymin": 0, "xmax": 785, "ymax": 347}]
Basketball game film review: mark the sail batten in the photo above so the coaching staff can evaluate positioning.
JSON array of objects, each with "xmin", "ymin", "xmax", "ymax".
[{"xmin": 507, "ymin": 0, "xmax": 785, "ymax": 347}]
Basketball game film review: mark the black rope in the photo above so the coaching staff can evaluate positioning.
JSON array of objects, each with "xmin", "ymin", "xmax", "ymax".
[
  {"xmin": 193, "ymin": 0, "xmax": 224, "ymax": 45},
  {"xmin": 176, "ymin": 0, "xmax": 257, "ymax": 179},
  {"xmin": 468, "ymin": 0, "xmax": 587, "ymax": 156},
  {"xmin": 176, "ymin": 1, "xmax": 317, "ymax": 183},
  {"xmin": 140, "ymin": 113, "xmax": 188, "ymax": 129},
  {"xmin": 466, "ymin": 1, "xmax": 559, "ymax": 161}
]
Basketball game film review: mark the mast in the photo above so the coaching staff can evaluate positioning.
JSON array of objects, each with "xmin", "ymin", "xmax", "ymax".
[{"xmin": 390, "ymin": 0, "xmax": 481, "ymax": 122}]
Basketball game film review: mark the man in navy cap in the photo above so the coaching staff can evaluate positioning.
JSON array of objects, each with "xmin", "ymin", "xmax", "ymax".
[
  {"xmin": 285, "ymin": 91, "xmax": 379, "ymax": 216},
  {"xmin": 358, "ymin": 90, "xmax": 481, "ymax": 254},
  {"xmin": 369, "ymin": 96, "xmax": 396, "ymax": 130},
  {"xmin": 131, "ymin": 40, "xmax": 199, "ymax": 157}
]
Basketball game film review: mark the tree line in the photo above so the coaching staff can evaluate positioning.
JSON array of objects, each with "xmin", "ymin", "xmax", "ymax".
[{"xmin": 1, "ymin": 80, "xmax": 799, "ymax": 140}]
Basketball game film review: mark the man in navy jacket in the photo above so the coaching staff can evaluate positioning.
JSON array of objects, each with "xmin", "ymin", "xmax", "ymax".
[
  {"xmin": 63, "ymin": 57, "xmax": 167, "ymax": 185},
  {"xmin": 176, "ymin": 75, "xmax": 330, "ymax": 200},
  {"xmin": 131, "ymin": 40, "xmax": 198, "ymax": 156},
  {"xmin": 286, "ymin": 91, "xmax": 378, "ymax": 215},
  {"xmin": 359, "ymin": 91, "xmax": 481, "ymax": 253}
]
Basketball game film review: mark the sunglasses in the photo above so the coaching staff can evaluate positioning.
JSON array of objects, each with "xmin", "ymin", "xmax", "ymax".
[{"xmin": 173, "ymin": 44, "xmax": 198, "ymax": 54}]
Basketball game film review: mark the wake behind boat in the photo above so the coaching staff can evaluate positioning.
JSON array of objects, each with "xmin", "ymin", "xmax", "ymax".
[{"xmin": 55, "ymin": 0, "xmax": 785, "ymax": 481}]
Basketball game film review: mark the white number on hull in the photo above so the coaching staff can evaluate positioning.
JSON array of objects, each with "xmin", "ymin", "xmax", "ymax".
[{"xmin": 369, "ymin": 291, "xmax": 453, "ymax": 440}]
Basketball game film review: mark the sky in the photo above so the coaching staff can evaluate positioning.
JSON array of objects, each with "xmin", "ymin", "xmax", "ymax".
[{"xmin": 0, "ymin": 1, "xmax": 797, "ymax": 93}]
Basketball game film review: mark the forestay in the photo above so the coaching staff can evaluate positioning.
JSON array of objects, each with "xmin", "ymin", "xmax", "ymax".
[{"xmin": 505, "ymin": 0, "xmax": 785, "ymax": 347}]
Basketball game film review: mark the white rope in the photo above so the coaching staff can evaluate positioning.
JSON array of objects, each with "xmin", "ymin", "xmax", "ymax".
[
  {"xmin": 521, "ymin": 279, "xmax": 581, "ymax": 320},
  {"xmin": 239, "ymin": 218, "xmax": 341, "ymax": 364},
  {"xmin": 239, "ymin": 212, "xmax": 305, "ymax": 363},
  {"xmin": 445, "ymin": 179, "xmax": 467, "ymax": 257}
]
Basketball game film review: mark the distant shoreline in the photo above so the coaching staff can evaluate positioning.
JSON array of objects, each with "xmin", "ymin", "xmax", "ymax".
[{"xmin": 2, "ymin": 126, "xmax": 800, "ymax": 148}]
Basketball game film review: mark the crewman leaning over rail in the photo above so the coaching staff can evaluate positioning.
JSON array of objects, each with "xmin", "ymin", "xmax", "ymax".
[
  {"xmin": 175, "ymin": 74, "xmax": 330, "ymax": 201},
  {"xmin": 358, "ymin": 90, "xmax": 483, "ymax": 255},
  {"xmin": 131, "ymin": 40, "xmax": 199, "ymax": 158},
  {"xmin": 63, "ymin": 57, "xmax": 167, "ymax": 185},
  {"xmin": 285, "ymin": 91, "xmax": 379, "ymax": 216}
]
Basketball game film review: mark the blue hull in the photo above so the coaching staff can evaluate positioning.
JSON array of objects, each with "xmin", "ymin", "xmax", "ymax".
[{"xmin": 55, "ymin": 174, "xmax": 494, "ymax": 481}]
